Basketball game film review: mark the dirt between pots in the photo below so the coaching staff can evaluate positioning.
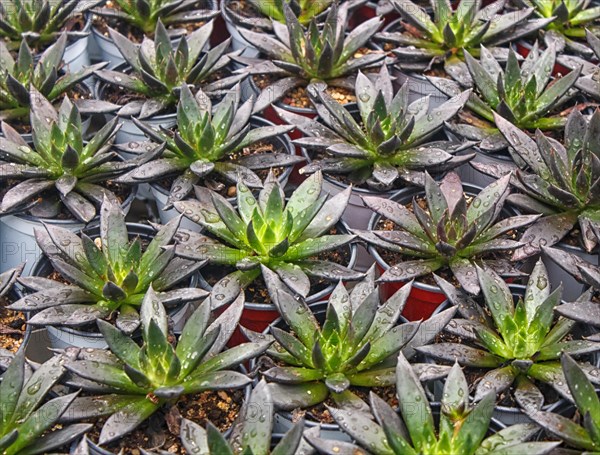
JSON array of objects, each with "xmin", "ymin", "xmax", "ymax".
[
  {"xmin": 201, "ymin": 226, "xmax": 351, "ymax": 304},
  {"xmin": 93, "ymin": 2, "xmax": 211, "ymax": 42},
  {"xmin": 85, "ymin": 389, "xmax": 244, "ymax": 454},
  {"xmin": 0, "ymin": 295, "xmax": 26, "ymax": 353},
  {"xmin": 157, "ymin": 140, "xmax": 286, "ymax": 200}
]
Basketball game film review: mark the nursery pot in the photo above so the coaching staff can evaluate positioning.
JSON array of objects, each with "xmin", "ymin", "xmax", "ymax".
[
  {"xmin": 202, "ymin": 221, "xmax": 358, "ymax": 346},
  {"xmin": 94, "ymin": 65, "xmax": 178, "ymax": 145},
  {"xmin": 61, "ymin": 13, "xmax": 93, "ymax": 73},
  {"xmin": 0, "ymin": 187, "xmax": 135, "ymax": 275},
  {"xmin": 220, "ymin": 0, "xmax": 261, "ymax": 58},
  {"xmin": 149, "ymin": 115, "xmax": 296, "ymax": 226},
  {"xmin": 89, "ymin": 0, "xmax": 218, "ymax": 68},
  {"xmin": 27, "ymin": 222, "xmax": 196, "ymax": 350},
  {"xmin": 367, "ymin": 184, "xmax": 516, "ymax": 321}
]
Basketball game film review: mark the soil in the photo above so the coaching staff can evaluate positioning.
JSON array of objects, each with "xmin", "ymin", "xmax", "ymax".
[
  {"xmin": 92, "ymin": 1, "xmax": 211, "ymax": 42},
  {"xmin": 157, "ymin": 141, "xmax": 286, "ymax": 200},
  {"xmin": 200, "ymin": 227, "xmax": 351, "ymax": 304},
  {"xmin": 0, "ymin": 180, "xmax": 131, "ymax": 220},
  {"xmin": 86, "ymin": 389, "xmax": 244, "ymax": 454},
  {"xmin": 6, "ymin": 84, "xmax": 93, "ymax": 133},
  {"xmin": 0, "ymin": 295, "xmax": 26, "ymax": 353}
]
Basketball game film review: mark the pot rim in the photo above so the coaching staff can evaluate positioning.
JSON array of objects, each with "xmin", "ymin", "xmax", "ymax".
[
  {"xmin": 196, "ymin": 220, "xmax": 358, "ymax": 309},
  {"xmin": 149, "ymin": 115, "xmax": 296, "ymax": 203},
  {"xmin": 28, "ymin": 222, "xmax": 198, "ymax": 339}
]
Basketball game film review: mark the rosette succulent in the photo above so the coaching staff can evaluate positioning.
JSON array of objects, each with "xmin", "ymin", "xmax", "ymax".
[
  {"xmin": 0, "ymin": 350, "xmax": 91, "ymax": 455},
  {"xmin": 473, "ymin": 109, "xmax": 600, "ymax": 259},
  {"xmin": 0, "ymin": 264, "xmax": 23, "ymax": 338},
  {"xmin": 375, "ymin": 0, "xmax": 553, "ymax": 85},
  {"xmin": 0, "ymin": 90, "xmax": 141, "ymax": 221},
  {"xmin": 0, "ymin": 0, "xmax": 100, "ymax": 48},
  {"xmin": 92, "ymin": 0, "xmax": 218, "ymax": 36},
  {"xmin": 429, "ymin": 44, "xmax": 581, "ymax": 151},
  {"xmin": 95, "ymin": 19, "xmax": 244, "ymax": 118},
  {"xmin": 245, "ymin": 0, "xmax": 336, "ymax": 24},
  {"xmin": 277, "ymin": 66, "xmax": 473, "ymax": 190},
  {"xmin": 173, "ymin": 171, "xmax": 362, "ymax": 304},
  {"xmin": 529, "ymin": 354, "xmax": 600, "ymax": 453},
  {"xmin": 517, "ymin": 0, "xmax": 600, "ymax": 55},
  {"xmin": 234, "ymin": 3, "xmax": 387, "ymax": 113},
  {"xmin": 117, "ymin": 84, "xmax": 302, "ymax": 207},
  {"xmin": 10, "ymin": 198, "xmax": 206, "ymax": 333},
  {"xmin": 0, "ymin": 34, "xmax": 114, "ymax": 121},
  {"xmin": 246, "ymin": 267, "xmax": 455, "ymax": 411},
  {"xmin": 355, "ymin": 172, "xmax": 535, "ymax": 294},
  {"xmin": 307, "ymin": 355, "xmax": 560, "ymax": 455},
  {"xmin": 60, "ymin": 288, "xmax": 270, "ymax": 445},
  {"xmin": 418, "ymin": 260, "xmax": 600, "ymax": 413}
]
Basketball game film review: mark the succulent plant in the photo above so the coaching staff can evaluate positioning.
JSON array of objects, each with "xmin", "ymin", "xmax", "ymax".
[
  {"xmin": 94, "ymin": 19, "xmax": 244, "ymax": 118},
  {"xmin": 0, "ymin": 264, "xmax": 22, "ymax": 298},
  {"xmin": 542, "ymin": 250, "xmax": 600, "ymax": 338},
  {"xmin": 233, "ymin": 3, "xmax": 387, "ymax": 113},
  {"xmin": 528, "ymin": 353, "xmax": 600, "ymax": 452},
  {"xmin": 276, "ymin": 66, "xmax": 474, "ymax": 191},
  {"xmin": 0, "ymin": 0, "xmax": 101, "ymax": 48},
  {"xmin": 418, "ymin": 260, "xmax": 600, "ymax": 413},
  {"xmin": 375, "ymin": 0, "xmax": 553, "ymax": 85},
  {"xmin": 355, "ymin": 172, "xmax": 535, "ymax": 294},
  {"xmin": 428, "ymin": 44, "xmax": 581, "ymax": 151},
  {"xmin": 517, "ymin": 0, "xmax": 600, "ymax": 55},
  {"xmin": 170, "ymin": 381, "xmax": 311, "ymax": 455},
  {"xmin": 473, "ymin": 109, "xmax": 600, "ymax": 259},
  {"xmin": 92, "ymin": 0, "xmax": 218, "ymax": 36},
  {"xmin": 575, "ymin": 29, "xmax": 600, "ymax": 99},
  {"xmin": 0, "ymin": 34, "xmax": 114, "ymax": 121},
  {"xmin": 117, "ymin": 84, "xmax": 302, "ymax": 207},
  {"xmin": 306, "ymin": 354, "xmax": 560, "ymax": 455},
  {"xmin": 557, "ymin": 30, "xmax": 600, "ymax": 86},
  {"xmin": 59, "ymin": 287, "xmax": 269, "ymax": 445},
  {"xmin": 173, "ymin": 171, "xmax": 363, "ymax": 304},
  {"xmin": 245, "ymin": 266, "xmax": 456, "ymax": 411},
  {"xmin": 246, "ymin": 0, "xmax": 335, "ymax": 24},
  {"xmin": 0, "ymin": 90, "xmax": 144, "ymax": 221},
  {"xmin": 10, "ymin": 197, "xmax": 206, "ymax": 333},
  {"xmin": 0, "ymin": 350, "xmax": 92, "ymax": 455}
]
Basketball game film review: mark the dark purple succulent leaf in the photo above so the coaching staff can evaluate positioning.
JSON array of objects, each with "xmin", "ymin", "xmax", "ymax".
[
  {"xmin": 473, "ymin": 365, "xmax": 518, "ymax": 401},
  {"xmin": 378, "ymin": 258, "xmax": 443, "ymax": 282},
  {"xmin": 513, "ymin": 212, "xmax": 578, "ymax": 261},
  {"xmin": 416, "ymin": 343, "xmax": 503, "ymax": 368}
]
